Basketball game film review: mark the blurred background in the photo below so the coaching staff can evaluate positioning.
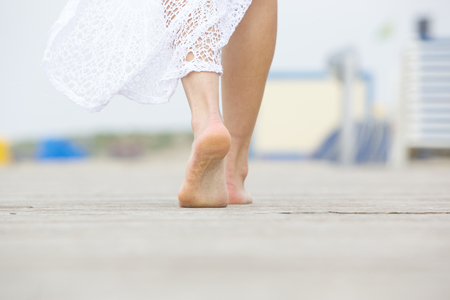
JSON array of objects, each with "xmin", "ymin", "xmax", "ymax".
[{"xmin": 1, "ymin": 0, "xmax": 450, "ymax": 165}]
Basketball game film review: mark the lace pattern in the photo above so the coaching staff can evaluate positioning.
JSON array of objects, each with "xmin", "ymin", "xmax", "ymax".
[{"xmin": 42, "ymin": 0, "xmax": 252, "ymax": 112}]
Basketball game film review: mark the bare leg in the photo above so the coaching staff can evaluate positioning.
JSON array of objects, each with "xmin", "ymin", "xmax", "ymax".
[
  {"xmin": 222, "ymin": 0, "xmax": 277, "ymax": 204},
  {"xmin": 178, "ymin": 72, "xmax": 230, "ymax": 208}
]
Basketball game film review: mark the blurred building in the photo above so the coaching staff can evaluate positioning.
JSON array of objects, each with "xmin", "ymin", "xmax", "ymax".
[
  {"xmin": 252, "ymin": 71, "xmax": 371, "ymax": 159},
  {"xmin": 392, "ymin": 19, "xmax": 450, "ymax": 166}
]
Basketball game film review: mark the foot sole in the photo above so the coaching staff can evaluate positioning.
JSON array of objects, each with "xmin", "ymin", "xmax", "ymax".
[{"xmin": 178, "ymin": 123, "xmax": 231, "ymax": 208}]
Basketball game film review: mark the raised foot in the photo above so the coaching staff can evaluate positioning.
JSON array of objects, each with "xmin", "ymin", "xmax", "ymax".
[{"xmin": 178, "ymin": 122, "xmax": 231, "ymax": 208}]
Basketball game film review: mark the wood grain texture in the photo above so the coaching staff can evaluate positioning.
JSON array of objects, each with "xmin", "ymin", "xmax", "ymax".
[{"xmin": 1, "ymin": 160, "xmax": 450, "ymax": 300}]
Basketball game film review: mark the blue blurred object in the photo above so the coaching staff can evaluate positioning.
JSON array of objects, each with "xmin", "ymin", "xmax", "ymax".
[
  {"xmin": 256, "ymin": 152, "xmax": 306, "ymax": 160},
  {"xmin": 36, "ymin": 138, "xmax": 88, "ymax": 160},
  {"xmin": 311, "ymin": 120, "xmax": 391, "ymax": 164}
]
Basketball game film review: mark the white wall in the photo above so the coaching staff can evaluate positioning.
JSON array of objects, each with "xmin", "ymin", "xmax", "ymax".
[{"xmin": 1, "ymin": 0, "xmax": 449, "ymax": 141}]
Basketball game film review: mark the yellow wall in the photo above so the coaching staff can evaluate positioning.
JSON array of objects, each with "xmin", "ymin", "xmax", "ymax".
[{"xmin": 254, "ymin": 78, "xmax": 366, "ymax": 154}]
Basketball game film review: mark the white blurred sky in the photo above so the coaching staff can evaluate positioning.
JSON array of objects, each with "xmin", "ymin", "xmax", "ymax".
[{"xmin": 1, "ymin": 0, "xmax": 450, "ymax": 141}]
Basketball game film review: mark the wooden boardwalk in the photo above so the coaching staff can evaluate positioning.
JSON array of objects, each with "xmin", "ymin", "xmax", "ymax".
[{"xmin": 1, "ymin": 159, "xmax": 450, "ymax": 300}]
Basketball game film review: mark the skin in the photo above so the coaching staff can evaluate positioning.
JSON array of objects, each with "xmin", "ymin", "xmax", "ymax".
[{"xmin": 178, "ymin": 0, "xmax": 278, "ymax": 208}]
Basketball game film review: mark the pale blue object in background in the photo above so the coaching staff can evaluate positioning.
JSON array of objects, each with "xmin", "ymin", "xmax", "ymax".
[{"xmin": 312, "ymin": 121, "xmax": 391, "ymax": 164}]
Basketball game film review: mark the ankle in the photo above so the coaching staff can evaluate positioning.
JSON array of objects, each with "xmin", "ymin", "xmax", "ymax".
[
  {"xmin": 191, "ymin": 113, "xmax": 223, "ymax": 136},
  {"xmin": 225, "ymin": 159, "xmax": 248, "ymax": 182},
  {"xmin": 226, "ymin": 140, "xmax": 250, "ymax": 174}
]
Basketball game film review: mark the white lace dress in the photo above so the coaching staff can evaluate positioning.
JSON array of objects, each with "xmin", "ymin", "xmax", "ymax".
[{"xmin": 42, "ymin": 0, "xmax": 252, "ymax": 112}]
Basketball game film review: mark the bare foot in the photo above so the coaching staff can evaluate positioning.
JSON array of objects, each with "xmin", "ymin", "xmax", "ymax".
[
  {"xmin": 227, "ymin": 181, "xmax": 253, "ymax": 204},
  {"xmin": 225, "ymin": 158, "xmax": 253, "ymax": 205},
  {"xmin": 178, "ymin": 121, "xmax": 231, "ymax": 208},
  {"xmin": 224, "ymin": 138, "xmax": 253, "ymax": 205}
]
